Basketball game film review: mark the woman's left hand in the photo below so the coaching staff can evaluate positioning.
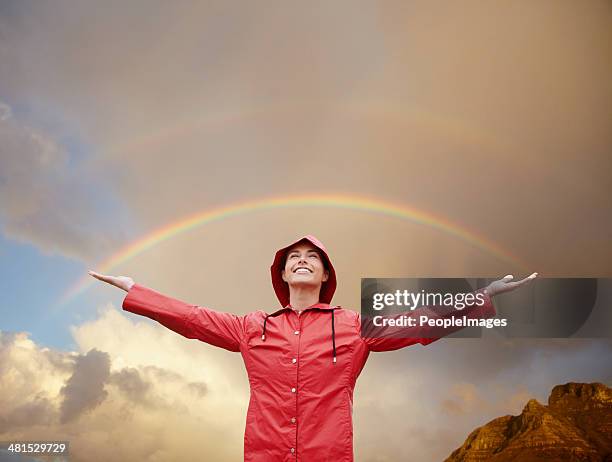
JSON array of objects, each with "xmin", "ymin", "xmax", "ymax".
[{"xmin": 485, "ymin": 272, "xmax": 538, "ymax": 297}]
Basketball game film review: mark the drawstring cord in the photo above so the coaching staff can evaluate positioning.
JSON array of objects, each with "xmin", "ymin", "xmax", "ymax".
[
  {"xmin": 331, "ymin": 309, "xmax": 337, "ymax": 364},
  {"xmin": 261, "ymin": 308, "xmax": 338, "ymax": 364},
  {"xmin": 261, "ymin": 310, "xmax": 284, "ymax": 341},
  {"xmin": 261, "ymin": 314, "xmax": 269, "ymax": 341}
]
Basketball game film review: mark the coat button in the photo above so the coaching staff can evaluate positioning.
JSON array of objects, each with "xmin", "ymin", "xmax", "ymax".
[
  {"xmin": 291, "ymin": 417, "xmax": 296, "ymax": 423},
  {"xmin": 291, "ymin": 387, "xmax": 296, "ymax": 393},
  {"xmin": 294, "ymin": 330, "xmax": 300, "ymax": 335},
  {"xmin": 292, "ymin": 358, "xmax": 297, "ymax": 364},
  {"xmin": 290, "ymin": 447, "xmax": 295, "ymax": 454}
]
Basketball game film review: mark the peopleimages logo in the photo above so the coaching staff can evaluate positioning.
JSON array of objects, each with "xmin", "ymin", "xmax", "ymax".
[{"xmin": 361, "ymin": 278, "xmax": 612, "ymax": 339}]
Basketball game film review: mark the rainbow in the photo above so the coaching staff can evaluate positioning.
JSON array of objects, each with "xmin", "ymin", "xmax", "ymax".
[
  {"xmin": 105, "ymin": 100, "xmax": 509, "ymax": 162},
  {"xmin": 57, "ymin": 193, "xmax": 529, "ymax": 306}
]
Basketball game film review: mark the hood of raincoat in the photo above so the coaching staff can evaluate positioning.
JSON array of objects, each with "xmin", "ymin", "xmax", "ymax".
[{"xmin": 270, "ymin": 234, "xmax": 337, "ymax": 307}]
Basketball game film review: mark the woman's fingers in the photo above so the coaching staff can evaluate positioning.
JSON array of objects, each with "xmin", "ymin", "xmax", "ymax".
[
  {"xmin": 515, "ymin": 272, "xmax": 538, "ymax": 287},
  {"xmin": 487, "ymin": 272, "xmax": 539, "ymax": 296},
  {"xmin": 88, "ymin": 270, "xmax": 117, "ymax": 286},
  {"xmin": 88, "ymin": 270, "xmax": 107, "ymax": 281},
  {"xmin": 88, "ymin": 271, "xmax": 133, "ymax": 292},
  {"xmin": 501, "ymin": 272, "xmax": 539, "ymax": 293}
]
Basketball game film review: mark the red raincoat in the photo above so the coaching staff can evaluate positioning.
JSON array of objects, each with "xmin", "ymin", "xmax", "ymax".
[{"xmin": 122, "ymin": 235, "xmax": 496, "ymax": 461}]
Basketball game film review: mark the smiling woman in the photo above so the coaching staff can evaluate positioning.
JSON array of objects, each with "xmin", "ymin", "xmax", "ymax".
[
  {"xmin": 280, "ymin": 240, "xmax": 331, "ymax": 312},
  {"xmin": 88, "ymin": 234, "xmax": 536, "ymax": 461}
]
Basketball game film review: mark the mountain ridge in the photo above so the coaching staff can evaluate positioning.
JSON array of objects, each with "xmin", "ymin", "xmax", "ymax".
[{"xmin": 444, "ymin": 382, "xmax": 612, "ymax": 462}]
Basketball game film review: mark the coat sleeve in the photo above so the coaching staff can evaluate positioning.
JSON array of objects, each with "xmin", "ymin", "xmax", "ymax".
[
  {"xmin": 122, "ymin": 283, "xmax": 246, "ymax": 352},
  {"xmin": 360, "ymin": 287, "xmax": 496, "ymax": 352}
]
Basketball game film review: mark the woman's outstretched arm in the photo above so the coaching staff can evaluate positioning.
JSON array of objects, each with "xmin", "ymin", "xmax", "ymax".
[
  {"xmin": 361, "ymin": 272, "xmax": 538, "ymax": 352},
  {"xmin": 88, "ymin": 271, "xmax": 247, "ymax": 352}
]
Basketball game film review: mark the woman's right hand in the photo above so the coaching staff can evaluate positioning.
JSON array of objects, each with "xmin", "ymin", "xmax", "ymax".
[{"xmin": 88, "ymin": 270, "xmax": 135, "ymax": 292}]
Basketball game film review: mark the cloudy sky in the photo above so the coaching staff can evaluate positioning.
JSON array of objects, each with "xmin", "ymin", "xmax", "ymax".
[{"xmin": 1, "ymin": 1, "xmax": 611, "ymax": 461}]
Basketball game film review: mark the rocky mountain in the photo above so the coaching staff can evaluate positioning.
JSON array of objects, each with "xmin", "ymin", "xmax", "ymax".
[{"xmin": 444, "ymin": 382, "xmax": 612, "ymax": 462}]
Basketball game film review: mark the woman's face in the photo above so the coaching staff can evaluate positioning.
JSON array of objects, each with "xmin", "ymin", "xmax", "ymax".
[{"xmin": 281, "ymin": 242, "xmax": 329, "ymax": 289}]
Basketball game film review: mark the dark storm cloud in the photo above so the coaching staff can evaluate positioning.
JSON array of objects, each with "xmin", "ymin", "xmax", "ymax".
[
  {"xmin": 185, "ymin": 381, "xmax": 208, "ymax": 398},
  {"xmin": 59, "ymin": 348, "xmax": 111, "ymax": 424},
  {"xmin": 0, "ymin": 396, "xmax": 55, "ymax": 432},
  {"xmin": 370, "ymin": 337, "xmax": 612, "ymax": 387},
  {"xmin": 107, "ymin": 364, "xmax": 210, "ymax": 411},
  {"xmin": 109, "ymin": 367, "xmax": 152, "ymax": 405}
]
